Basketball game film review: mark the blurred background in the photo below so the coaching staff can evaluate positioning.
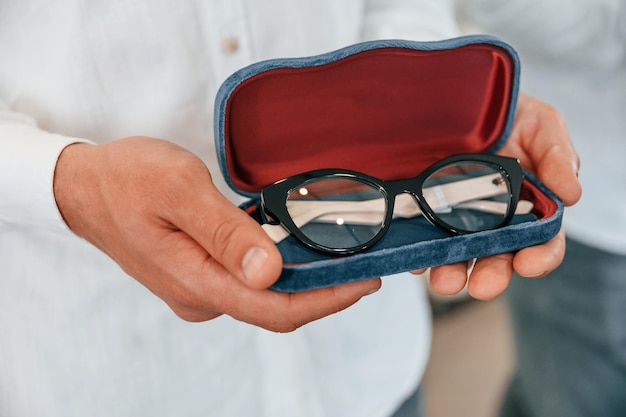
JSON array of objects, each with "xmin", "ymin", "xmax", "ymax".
[
  {"xmin": 421, "ymin": 4, "xmax": 516, "ymax": 416},
  {"xmin": 423, "ymin": 285, "xmax": 514, "ymax": 417}
]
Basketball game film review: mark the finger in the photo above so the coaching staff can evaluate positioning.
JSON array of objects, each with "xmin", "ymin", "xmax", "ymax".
[
  {"xmin": 199, "ymin": 265, "xmax": 382, "ymax": 332},
  {"xmin": 238, "ymin": 278, "xmax": 383, "ymax": 332},
  {"xmin": 466, "ymin": 253, "xmax": 514, "ymax": 300},
  {"xmin": 124, "ymin": 227, "xmax": 232, "ymax": 322},
  {"xmin": 500, "ymin": 93, "xmax": 582, "ymax": 206},
  {"xmin": 175, "ymin": 186, "xmax": 284, "ymax": 290},
  {"xmin": 410, "ymin": 268, "xmax": 429, "ymax": 275},
  {"xmin": 512, "ymin": 227, "xmax": 566, "ymax": 278},
  {"xmin": 149, "ymin": 228, "xmax": 382, "ymax": 330},
  {"xmin": 532, "ymin": 139, "xmax": 581, "ymax": 207},
  {"xmin": 429, "ymin": 262, "xmax": 470, "ymax": 296}
]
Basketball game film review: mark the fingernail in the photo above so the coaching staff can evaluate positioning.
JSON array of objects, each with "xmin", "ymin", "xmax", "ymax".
[{"xmin": 242, "ymin": 246, "xmax": 269, "ymax": 282}]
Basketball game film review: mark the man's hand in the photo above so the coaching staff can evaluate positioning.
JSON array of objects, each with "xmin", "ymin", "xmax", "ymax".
[
  {"xmin": 425, "ymin": 93, "xmax": 582, "ymax": 300},
  {"xmin": 53, "ymin": 136, "xmax": 380, "ymax": 331}
]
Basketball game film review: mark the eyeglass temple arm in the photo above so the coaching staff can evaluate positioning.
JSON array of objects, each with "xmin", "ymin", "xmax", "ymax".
[{"xmin": 262, "ymin": 173, "xmax": 533, "ymax": 244}]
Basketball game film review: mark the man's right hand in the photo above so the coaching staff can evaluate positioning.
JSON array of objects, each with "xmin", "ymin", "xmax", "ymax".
[{"xmin": 53, "ymin": 136, "xmax": 381, "ymax": 332}]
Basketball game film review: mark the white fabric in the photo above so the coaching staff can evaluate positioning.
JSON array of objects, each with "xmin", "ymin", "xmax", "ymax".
[
  {"xmin": 470, "ymin": 0, "xmax": 626, "ymax": 254},
  {"xmin": 0, "ymin": 1, "xmax": 459, "ymax": 416}
]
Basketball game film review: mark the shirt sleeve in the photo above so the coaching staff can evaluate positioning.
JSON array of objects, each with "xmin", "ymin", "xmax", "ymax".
[
  {"xmin": 362, "ymin": 0, "xmax": 460, "ymax": 42},
  {"xmin": 0, "ymin": 100, "xmax": 93, "ymax": 234},
  {"xmin": 468, "ymin": 0, "xmax": 626, "ymax": 69}
]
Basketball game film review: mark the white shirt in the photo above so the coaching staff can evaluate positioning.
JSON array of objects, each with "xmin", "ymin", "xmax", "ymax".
[
  {"xmin": 0, "ymin": 2, "xmax": 459, "ymax": 416},
  {"xmin": 469, "ymin": 0, "xmax": 626, "ymax": 254}
]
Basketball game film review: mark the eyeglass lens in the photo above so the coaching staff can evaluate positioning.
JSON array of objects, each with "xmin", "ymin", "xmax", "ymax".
[
  {"xmin": 286, "ymin": 177, "xmax": 386, "ymax": 250},
  {"xmin": 422, "ymin": 162, "xmax": 510, "ymax": 232},
  {"xmin": 283, "ymin": 161, "xmax": 512, "ymax": 251}
]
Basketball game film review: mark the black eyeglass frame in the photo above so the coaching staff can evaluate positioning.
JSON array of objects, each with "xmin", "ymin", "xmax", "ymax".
[{"xmin": 261, "ymin": 153, "xmax": 524, "ymax": 256}]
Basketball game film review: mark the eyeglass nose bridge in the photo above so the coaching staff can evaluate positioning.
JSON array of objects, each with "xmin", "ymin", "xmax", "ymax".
[
  {"xmin": 387, "ymin": 190, "xmax": 428, "ymax": 218},
  {"xmin": 381, "ymin": 184, "xmax": 440, "ymax": 232}
]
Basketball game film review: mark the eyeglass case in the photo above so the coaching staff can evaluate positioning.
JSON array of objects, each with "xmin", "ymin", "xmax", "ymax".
[{"xmin": 214, "ymin": 35, "xmax": 563, "ymax": 293}]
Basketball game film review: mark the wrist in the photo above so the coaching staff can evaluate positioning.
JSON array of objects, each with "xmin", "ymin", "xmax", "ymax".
[{"xmin": 53, "ymin": 142, "xmax": 97, "ymax": 234}]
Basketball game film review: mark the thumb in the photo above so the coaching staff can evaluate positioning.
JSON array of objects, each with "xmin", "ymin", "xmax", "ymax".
[{"xmin": 175, "ymin": 188, "xmax": 283, "ymax": 290}]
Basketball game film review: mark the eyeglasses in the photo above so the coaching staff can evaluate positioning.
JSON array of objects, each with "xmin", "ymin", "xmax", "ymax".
[{"xmin": 260, "ymin": 154, "xmax": 528, "ymax": 255}]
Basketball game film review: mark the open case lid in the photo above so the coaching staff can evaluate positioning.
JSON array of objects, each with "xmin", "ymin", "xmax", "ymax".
[
  {"xmin": 213, "ymin": 35, "xmax": 563, "ymax": 293},
  {"xmin": 214, "ymin": 35, "xmax": 520, "ymax": 197}
]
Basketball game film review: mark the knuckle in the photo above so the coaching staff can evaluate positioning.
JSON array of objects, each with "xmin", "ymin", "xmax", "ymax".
[
  {"xmin": 157, "ymin": 273, "xmax": 216, "ymax": 318},
  {"xmin": 167, "ymin": 287, "xmax": 221, "ymax": 322},
  {"xmin": 172, "ymin": 307, "xmax": 221, "ymax": 323},
  {"xmin": 206, "ymin": 216, "xmax": 242, "ymax": 258},
  {"xmin": 264, "ymin": 319, "xmax": 299, "ymax": 333},
  {"xmin": 253, "ymin": 297, "xmax": 302, "ymax": 333},
  {"xmin": 542, "ymin": 103, "xmax": 566, "ymax": 125}
]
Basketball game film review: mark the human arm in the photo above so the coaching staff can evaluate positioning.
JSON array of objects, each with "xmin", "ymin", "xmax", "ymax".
[
  {"xmin": 426, "ymin": 93, "xmax": 582, "ymax": 299},
  {"xmin": 51, "ymin": 137, "xmax": 380, "ymax": 332},
  {"xmin": 0, "ymin": 100, "xmax": 92, "ymax": 231},
  {"xmin": 0, "ymin": 97, "xmax": 379, "ymax": 331}
]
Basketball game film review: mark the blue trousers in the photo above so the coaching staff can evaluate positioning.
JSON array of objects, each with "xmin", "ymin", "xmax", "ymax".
[
  {"xmin": 391, "ymin": 386, "xmax": 425, "ymax": 417},
  {"xmin": 500, "ymin": 238, "xmax": 626, "ymax": 417}
]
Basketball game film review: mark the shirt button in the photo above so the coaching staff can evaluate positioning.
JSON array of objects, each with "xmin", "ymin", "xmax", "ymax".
[{"xmin": 221, "ymin": 36, "xmax": 240, "ymax": 55}]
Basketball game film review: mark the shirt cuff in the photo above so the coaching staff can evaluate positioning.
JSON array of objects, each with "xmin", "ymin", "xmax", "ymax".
[{"xmin": 0, "ymin": 121, "xmax": 93, "ymax": 234}]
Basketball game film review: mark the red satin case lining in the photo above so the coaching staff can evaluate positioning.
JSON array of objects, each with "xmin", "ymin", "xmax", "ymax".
[{"xmin": 224, "ymin": 44, "xmax": 556, "ymax": 219}]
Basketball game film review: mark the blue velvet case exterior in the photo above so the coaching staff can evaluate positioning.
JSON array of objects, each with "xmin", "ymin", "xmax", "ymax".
[{"xmin": 214, "ymin": 35, "xmax": 564, "ymax": 292}]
